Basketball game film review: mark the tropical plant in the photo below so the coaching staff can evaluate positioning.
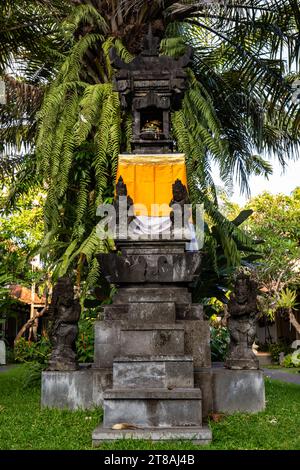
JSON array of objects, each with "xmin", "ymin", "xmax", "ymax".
[
  {"xmin": 4, "ymin": 1, "xmax": 300, "ymax": 292},
  {"xmin": 210, "ymin": 325, "xmax": 230, "ymax": 362},
  {"xmin": 268, "ymin": 341, "xmax": 293, "ymax": 363},
  {"xmin": 0, "ymin": 181, "xmax": 46, "ymax": 293},
  {"xmin": 277, "ymin": 287, "xmax": 300, "ymax": 335},
  {"xmin": 14, "ymin": 336, "xmax": 51, "ymax": 364},
  {"xmin": 225, "ymin": 189, "xmax": 300, "ymax": 336},
  {"xmin": 0, "ymin": 0, "xmax": 71, "ymax": 177},
  {"xmin": 282, "ymin": 350, "xmax": 300, "ymax": 368},
  {"xmin": 21, "ymin": 362, "xmax": 47, "ymax": 389},
  {"xmin": 76, "ymin": 308, "xmax": 99, "ymax": 363}
]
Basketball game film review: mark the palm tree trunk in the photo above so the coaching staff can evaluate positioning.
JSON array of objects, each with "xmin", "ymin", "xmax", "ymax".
[{"xmin": 289, "ymin": 309, "xmax": 300, "ymax": 336}]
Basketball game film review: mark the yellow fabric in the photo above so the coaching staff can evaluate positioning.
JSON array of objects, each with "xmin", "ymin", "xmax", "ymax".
[{"xmin": 116, "ymin": 154, "xmax": 187, "ymax": 216}]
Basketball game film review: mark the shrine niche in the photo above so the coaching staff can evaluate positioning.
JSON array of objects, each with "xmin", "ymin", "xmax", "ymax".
[{"xmin": 110, "ymin": 27, "xmax": 192, "ymax": 154}]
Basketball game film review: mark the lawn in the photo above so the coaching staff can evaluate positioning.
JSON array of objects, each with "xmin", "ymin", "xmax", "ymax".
[{"xmin": 0, "ymin": 365, "xmax": 299, "ymax": 450}]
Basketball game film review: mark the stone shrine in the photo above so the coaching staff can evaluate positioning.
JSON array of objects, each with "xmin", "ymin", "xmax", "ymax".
[
  {"xmin": 110, "ymin": 26, "xmax": 192, "ymax": 154},
  {"xmin": 41, "ymin": 28, "xmax": 265, "ymax": 446},
  {"xmin": 92, "ymin": 235, "xmax": 212, "ymax": 444}
]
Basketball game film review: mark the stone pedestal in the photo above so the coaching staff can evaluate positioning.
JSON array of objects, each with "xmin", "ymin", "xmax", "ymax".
[
  {"xmin": 212, "ymin": 368, "xmax": 265, "ymax": 413},
  {"xmin": 41, "ymin": 238, "xmax": 265, "ymax": 443},
  {"xmin": 92, "ymin": 240, "xmax": 212, "ymax": 445},
  {"xmin": 41, "ymin": 367, "xmax": 112, "ymax": 410}
]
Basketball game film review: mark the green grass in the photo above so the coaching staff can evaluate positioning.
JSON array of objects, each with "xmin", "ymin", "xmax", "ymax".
[{"xmin": 0, "ymin": 365, "xmax": 299, "ymax": 450}]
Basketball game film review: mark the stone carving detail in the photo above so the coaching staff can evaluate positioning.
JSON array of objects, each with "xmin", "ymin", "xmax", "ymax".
[
  {"xmin": 169, "ymin": 179, "xmax": 190, "ymax": 227},
  {"xmin": 113, "ymin": 176, "xmax": 135, "ymax": 227},
  {"xmin": 48, "ymin": 277, "xmax": 81, "ymax": 371},
  {"xmin": 111, "ymin": 26, "xmax": 192, "ymax": 153},
  {"xmin": 98, "ymin": 250, "xmax": 201, "ymax": 284},
  {"xmin": 225, "ymin": 273, "xmax": 259, "ymax": 370}
]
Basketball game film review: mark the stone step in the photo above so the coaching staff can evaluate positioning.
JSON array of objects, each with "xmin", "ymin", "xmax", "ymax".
[
  {"xmin": 103, "ymin": 388, "xmax": 202, "ymax": 428},
  {"xmin": 103, "ymin": 302, "xmax": 176, "ymax": 323},
  {"xmin": 128, "ymin": 302, "xmax": 176, "ymax": 323},
  {"xmin": 176, "ymin": 304, "xmax": 203, "ymax": 321},
  {"xmin": 113, "ymin": 355, "xmax": 194, "ymax": 389},
  {"xmin": 92, "ymin": 425, "xmax": 212, "ymax": 446},
  {"xmin": 120, "ymin": 324, "xmax": 185, "ymax": 356},
  {"xmin": 113, "ymin": 287, "xmax": 192, "ymax": 304}
]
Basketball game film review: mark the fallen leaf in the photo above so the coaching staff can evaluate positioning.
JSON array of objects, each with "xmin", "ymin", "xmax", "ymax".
[
  {"xmin": 112, "ymin": 423, "xmax": 141, "ymax": 430},
  {"xmin": 209, "ymin": 413, "xmax": 226, "ymax": 423}
]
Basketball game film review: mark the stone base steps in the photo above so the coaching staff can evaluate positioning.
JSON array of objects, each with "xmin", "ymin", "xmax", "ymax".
[
  {"xmin": 113, "ymin": 355, "xmax": 194, "ymax": 388},
  {"xmin": 103, "ymin": 388, "xmax": 202, "ymax": 428},
  {"xmin": 92, "ymin": 424, "xmax": 212, "ymax": 446},
  {"xmin": 120, "ymin": 324, "xmax": 185, "ymax": 356}
]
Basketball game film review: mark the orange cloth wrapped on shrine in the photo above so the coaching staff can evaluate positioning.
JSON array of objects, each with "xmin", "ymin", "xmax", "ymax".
[{"xmin": 116, "ymin": 154, "xmax": 187, "ymax": 216}]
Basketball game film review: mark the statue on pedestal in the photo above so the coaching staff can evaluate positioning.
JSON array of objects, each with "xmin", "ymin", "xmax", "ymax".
[
  {"xmin": 48, "ymin": 277, "xmax": 81, "ymax": 371},
  {"xmin": 169, "ymin": 179, "xmax": 190, "ymax": 228},
  {"xmin": 225, "ymin": 273, "xmax": 259, "ymax": 370},
  {"xmin": 113, "ymin": 176, "xmax": 135, "ymax": 228}
]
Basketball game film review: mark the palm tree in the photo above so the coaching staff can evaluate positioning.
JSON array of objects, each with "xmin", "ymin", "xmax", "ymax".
[
  {"xmin": 4, "ymin": 1, "xmax": 300, "ymax": 289},
  {"xmin": 0, "ymin": 0, "xmax": 71, "ymax": 179}
]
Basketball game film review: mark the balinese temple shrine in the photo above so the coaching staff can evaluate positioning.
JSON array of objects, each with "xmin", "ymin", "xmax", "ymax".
[
  {"xmin": 91, "ymin": 30, "xmax": 213, "ymax": 444},
  {"xmin": 42, "ymin": 29, "xmax": 266, "ymax": 443}
]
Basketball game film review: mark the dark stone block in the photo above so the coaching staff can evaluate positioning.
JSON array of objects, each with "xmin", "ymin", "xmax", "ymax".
[
  {"xmin": 128, "ymin": 302, "xmax": 176, "ymax": 323},
  {"xmin": 120, "ymin": 324, "xmax": 185, "ymax": 356},
  {"xmin": 176, "ymin": 304, "xmax": 203, "ymax": 320},
  {"xmin": 178, "ymin": 320, "xmax": 211, "ymax": 368},
  {"xmin": 194, "ymin": 368, "xmax": 213, "ymax": 419},
  {"xmin": 94, "ymin": 321, "xmax": 122, "ymax": 368},
  {"xmin": 113, "ymin": 287, "xmax": 192, "ymax": 304},
  {"xmin": 98, "ymin": 251, "xmax": 201, "ymax": 284}
]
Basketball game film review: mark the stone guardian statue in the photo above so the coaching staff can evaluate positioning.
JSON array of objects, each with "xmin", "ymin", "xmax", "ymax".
[
  {"xmin": 48, "ymin": 276, "xmax": 81, "ymax": 371},
  {"xmin": 225, "ymin": 273, "xmax": 259, "ymax": 370}
]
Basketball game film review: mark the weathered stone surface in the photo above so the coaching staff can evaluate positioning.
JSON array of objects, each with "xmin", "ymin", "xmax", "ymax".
[
  {"xmin": 113, "ymin": 356, "xmax": 194, "ymax": 388},
  {"xmin": 104, "ymin": 388, "xmax": 201, "ymax": 399},
  {"xmin": 194, "ymin": 368, "xmax": 213, "ymax": 419},
  {"xmin": 225, "ymin": 273, "xmax": 259, "ymax": 370},
  {"xmin": 0, "ymin": 340, "xmax": 6, "ymax": 365},
  {"xmin": 94, "ymin": 321, "xmax": 122, "ymax": 368},
  {"xmin": 118, "ymin": 240, "xmax": 187, "ymax": 255},
  {"xmin": 113, "ymin": 176, "xmax": 135, "ymax": 228},
  {"xmin": 128, "ymin": 302, "xmax": 176, "ymax": 323},
  {"xmin": 48, "ymin": 276, "xmax": 81, "ymax": 371},
  {"xmin": 103, "ymin": 305, "xmax": 128, "ymax": 321},
  {"xmin": 178, "ymin": 320, "xmax": 211, "ymax": 368},
  {"xmin": 176, "ymin": 304, "xmax": 203, "ymax": 321},
  {"xmin": 103, "ymin": 302, "xmax": 176, "ymax": 322},
  {"xmin": 120, "ymin": 324, "xmax": 185, "ymax": 356},
  {"xmin": 98, "ymin": 251, "xmax": 201, "ymax": 284},
  {"xmin": 212, "ymin": 368, "xmax": 265, "ymax": 413},
  {"xmin": 41, "ymin": 368, "xmax": 112, "ymax": 410},
  {"xmin": 92, "ymin": 425, "xmax": 212, "ymax": 446},
  {"xmin": 113, "ymin": 287, "xmax": 192, "ymax": 304},
  {"xmin": 103, "ymin": 388, "xmax": 202, "ymax": 428}
]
